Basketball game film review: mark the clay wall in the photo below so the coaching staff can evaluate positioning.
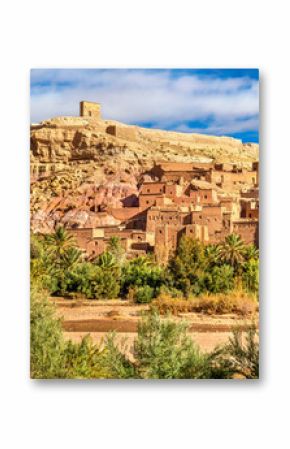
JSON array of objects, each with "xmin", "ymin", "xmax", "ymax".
[
  {"xmin": 161, "ymin": 171, "xmax": 207, "ymax": 183},
  {"xmin": 139, "ymin": 194, "xmax": 161, "ymax": 209},
  {"xmin": 164, "ymin": 184, "xmax": 183, "ymax": 197},
  {"xmin": 130, "ymin": 241, "xmax": 151, "ymax": 252},
  {"xmin": 155, "ymin": 196, "xmax": 172, "ymax": 207},
  {"xmin": 232, "ymin": 220, "xmax": 259, "ymax": 245},
  {"xmin": 156, "ymin": 162, "xmax": 213, "ymax": 172},
  {"xmin": 146, "ymin": 208, "xmax": 187, "ymax": 233},
  {"xmin": 139, "ymin": 182, "xmax": 165, "ymax": 195},
  {"xmin": 209, "ymin": 170, "xmax": 257, "ymax": 189},
  {"xmin": 69, "ymin": 228, "xmax": 107, "ymax": 258},
  {"xmin": 109, "ymin": 207, "xmax": 143, "ymax": 222},
  {"xmin": 240, "ymin": 201, "xmax": 259, "ymax": 219},
  {"xmin": 220, "ymin": 198, "xmax": 240, "ymax": 220},
  {"xmin": 154, "ymin": 224, "xmax": 182, "ymax": 255},
  {"xmin": 189, "ymin": 187, "xmax": 217, "ymax": 205},
  {"xmin": 214, "ymin": 163, "xmax": 236, "ymax": 172},
  {"xmin": 131, "ymin": 231, "xmax": 147, "ymax": 242},
  {"xmin": 70, "ymin": 228, "xmax": 93, "ymax": 246},
  {"xmin": 80, "ymin": 101, "xmax": 101, "ymax": 119},
  {"xmin": 103, "ymin": 228, "xmax": 132, "ymax": 239},
  {"xmin": 185, "ymin": 224, "xmax": 209, "ymax": 242},
  {"xmin": 173, "ymin": 196, "xmax": 195, "ymax": 206},
  {"xmin": 150, "ymin": 162, "xmax": 212, "ymax": 182},
  {"xmin": 219, "ymin": 197, "xmax": 233, "ymax": 210},
  {"xmin": 106, "ymin": 125, "xmax": 137, "ymax": 141},
  {"xmin": 86, "ymin": 239, "xmax": 107, "ymax": 258},
  {"xmin": 241, "ymin": 188, "xmax": 259, "ymax": 199},
  {"xmin": 190, "ymin": 206, "xmax": 225, "ymax": 242}
]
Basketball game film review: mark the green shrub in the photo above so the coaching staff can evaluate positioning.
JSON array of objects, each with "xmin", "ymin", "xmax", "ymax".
[
  {"xmin": 134, "ymin": 285, "xmax": 154, "ymax": 303},
  {"xmin": 30, "ymin": 288, "xmax": 66, "ymax": 378},
  {"xmin": 168, "ymin": 236, "xmax": 207, "ymax": 297},
  {"xmin": 31, "ymin": 289, "xmax": 114, "ymax": 379},
  {"xmin": 205, "ymin": 264, "xmax": 234, "ymax": 293},
  {"xmin": 134, "ymin": 311, "xmax": 211, "ymax": 379},
  {"xmin": 65, "ymin": 262, "xmax": 121, "ymax": 299},
  {"xmin": 211, "ymin": 325, "xmax": 259, "ymax": 379},
  {"xmin": 100, "ymin": 333, "xmax": 136, "ymax": 379},
  {"xmin": 121, "ymin": 256, "xmax": 164, "ymax": 297},
  {"xmin": 242, "ymin": 258, "xmax": 259, "ymax": 293},
  {"xmin": 31, "ymin": 231, "xmax": 259, "ymax": 300},
  {"xmin": 31, "ymin": 289, "xmax": 259, "ymax": 379}
]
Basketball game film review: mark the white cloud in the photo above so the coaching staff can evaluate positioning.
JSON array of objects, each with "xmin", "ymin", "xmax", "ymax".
[{"xmin": 30, "ymin": 69, "xmax": 259, "ymax": 139}]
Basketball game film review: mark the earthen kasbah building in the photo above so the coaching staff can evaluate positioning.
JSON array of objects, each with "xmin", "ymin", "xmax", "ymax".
[{"xmin": 32, "ymin": 101, "xmax": 259, "ymax": 263}]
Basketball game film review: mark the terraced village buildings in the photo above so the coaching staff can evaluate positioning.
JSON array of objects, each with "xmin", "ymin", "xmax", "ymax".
[{"xmin": 69, "ymin": 160, "xmax": 259, "ymax": 262}]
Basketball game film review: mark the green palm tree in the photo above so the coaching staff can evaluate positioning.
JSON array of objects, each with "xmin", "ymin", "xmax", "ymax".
[
  {"xmin": 107, "ymin": 236, "xmax": 120, "ymax": 252},
  {"xmin": 204, "ymin": 244, "xmax": 221, "ymax": 267},
  {"xmin": 62, "ymin": 247, "xmax": 83, "ymax": 269},
  {"xmin": 107, "ymin": 236, "xmax": 126, "ymax": 264},
  {"xmin": 219, "ymin": 234, "xmax": 246, "ymax": 269},
  {"xmin": 96, "ymin": 251, "xmax": 118, "ymax": 269},
  {"xmin": 45, "ymin": 226, "xmax": 76, "ymax": 259},
  {"xmin": 244, "ymin": 244, "xmax": 259, "ymax": 261},
  {"xmin": 130, "ymin": 256, "xmax": 153, "ymax": 268}
]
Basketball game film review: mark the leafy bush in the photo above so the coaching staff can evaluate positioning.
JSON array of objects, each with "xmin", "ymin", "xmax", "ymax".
[
  {"xmin": 30, "ymin": 229, "xmax": 82, "ymax": 295},
  {"xmin": 168, "ymin": 236, "xmax": 207, "ymax": 297},
  {"xmin": 242, "ymin": 258, "xmax": 259, "ymax": 293},
  {"xmin": 211, "ymin": 325, "xmax": 259, "ymax": 379},
  {"xmin": 121, "ymin": 256, "xmax": 164, "ymax": 297},
  {"xmin": 31, "ymin": 289, "xmax": 259, "ymax": 379},
  {"xmin": 157, "ymin": 284, "xmax": 184, "ymax": 298},
  {"xmin": 134, "ymin": 285, "xmax": 154, "ymax": 303},
  {"xmin": 134, "ymin": 311, "xmax": 211, "ymax": 379},
  {"xmin": 31, "ymin": 289, "xmax": 116, "ymax": 379},
  {"xmin": 30, "ymin": 288, "xmax": 66, "ymax": 378},
  {"xmin": 100, "ymin": 333, "xmax": 136, "ymax": 379},
  {"xmin": 31, "ymin": 231, "xmax": 259, "ymax": 301},
  {"xmin": 204, "ymin": 264, "xmax": 234, "ymax": 293}
]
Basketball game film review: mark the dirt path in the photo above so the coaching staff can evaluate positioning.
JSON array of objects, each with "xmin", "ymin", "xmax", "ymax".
[
  {"xmin": 53, "ymin": 298, "xmax": 258, "ymax": 354},
  {"xmin": 62, "ymin": 318, "xmax": 253, "ymax": 333},
  {"xmin": 63, "ymin": 331, "xmax": 237, "ymax": 354}
]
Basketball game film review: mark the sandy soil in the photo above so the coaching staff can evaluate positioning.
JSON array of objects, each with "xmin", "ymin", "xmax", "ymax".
[
  {"xmin": 63, "ymin": 331, "xmax": 235, "ymax": 354},
  {"xmin": 52, "ymin": 298, "xmax": 258, "ymax": 354}
]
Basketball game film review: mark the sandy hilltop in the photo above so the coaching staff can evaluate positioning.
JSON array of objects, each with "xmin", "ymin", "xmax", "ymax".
[{"xmin": 30, "ymin": 101, "xmax": 259, "ymax": 233}]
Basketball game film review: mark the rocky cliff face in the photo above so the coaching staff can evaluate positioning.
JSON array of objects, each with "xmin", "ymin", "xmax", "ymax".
[{"xmin": 30, "ymin": 115, "xmax": 259, "ymax": 232}]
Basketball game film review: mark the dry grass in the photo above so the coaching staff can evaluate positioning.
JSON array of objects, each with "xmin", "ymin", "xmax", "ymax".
[{"xmin": 151, "ymin": 291, "xmax": 258, "ymax": 317}]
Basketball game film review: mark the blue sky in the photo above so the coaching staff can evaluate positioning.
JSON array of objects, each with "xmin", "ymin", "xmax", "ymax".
[{"xmin": 31, "ymin": 69, "xmax": 259, "ymax": 143}]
